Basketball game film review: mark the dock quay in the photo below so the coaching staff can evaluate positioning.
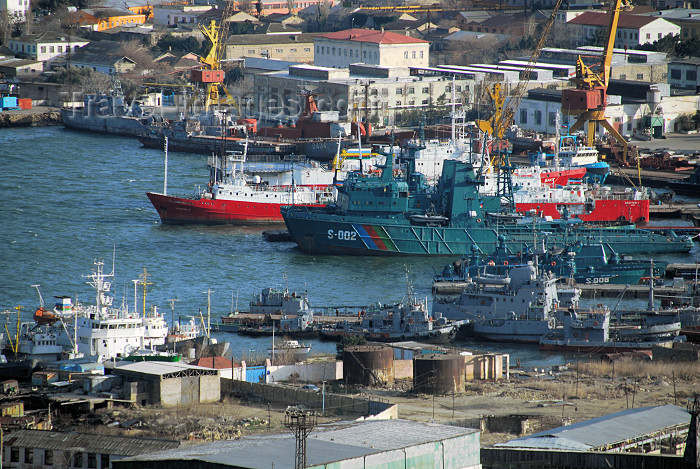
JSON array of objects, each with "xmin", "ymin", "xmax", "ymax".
[
  {"xmin": 666, "ymin": 263, "xmax": 700, "ymax": 278},
  {"xmin": 0, "ymin": 106, "xmax": 62, "ymax": 127},
  {"xmin": 577, "ymin": 283, "xmax": 686, "ymax": 299}
]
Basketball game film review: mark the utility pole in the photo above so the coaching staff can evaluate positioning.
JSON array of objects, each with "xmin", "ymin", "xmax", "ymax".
[{"xmin": 284, "ymin": 406, "xmax": 316, "ymax": 469}]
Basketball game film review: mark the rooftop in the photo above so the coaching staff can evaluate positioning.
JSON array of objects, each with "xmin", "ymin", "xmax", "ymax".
[
  {"xmin": 497, "ymin": 404, "xmax": 690, "ymax": 451},
  {"xmin": 226, "ymin": 32, "xmax": 318, "ymax": 46},
  {"xmin": 120, "ymin": 419, "xmax": 477, "ymax": 468},
  {"xmin": 113, "ymin": 361, "xmax": 218, "ymax": 376},
  {"xmin": 5, "ymin": 430, "xmax": 179, "ymax": 456},
  {"xmin": 568, "ymin": 11, "xmax": 663, "ymax": 28},
  {"xmin": 316, "ymin": 28, "xmax": 428, "ymax": 44}
]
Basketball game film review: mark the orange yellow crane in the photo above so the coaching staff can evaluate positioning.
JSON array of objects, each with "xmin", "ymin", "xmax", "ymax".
[
  {"xmin": 476, "ymin": 0, "xmax": 564, "ymax": 139},
  {"xmin": 195, "ymin": 0, "xmax": 238, "ymax": 111},
  {"xmin": 561, "ymin": 0, "xmax": 631, "ymax": 163}
]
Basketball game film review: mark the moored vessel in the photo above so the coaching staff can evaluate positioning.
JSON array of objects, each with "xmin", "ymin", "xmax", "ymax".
[
  {"xmin": 147, "ymin": 142, "xmax": 335, "ymax": 225},
  {"xmin": 281, "ymin": 156, "xmax": 693, "ymax": 256}
]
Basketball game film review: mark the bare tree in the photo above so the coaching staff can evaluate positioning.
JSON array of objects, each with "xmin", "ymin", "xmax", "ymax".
[
  {"xmin": 286, "ymin": 0, "xmax": 295, "ymax": 14},
  {"xmin": 0, "ymin": 8, "xmax": 11, "ymax": 45}
]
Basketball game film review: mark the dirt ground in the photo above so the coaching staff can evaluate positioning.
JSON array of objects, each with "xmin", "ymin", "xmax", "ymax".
[{"xmin": 56, "ymin": 359, "xmax": 699, "ymax": 448}]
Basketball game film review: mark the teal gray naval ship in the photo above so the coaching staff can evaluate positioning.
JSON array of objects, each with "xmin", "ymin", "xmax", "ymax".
[{"xmin": 281, "ymin": 157, "xmax": 694, "ymax": 256}]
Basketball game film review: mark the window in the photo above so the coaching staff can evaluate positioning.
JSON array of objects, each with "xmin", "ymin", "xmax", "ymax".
[
  {"xmin": 363, "ymin": 51, "xmax": 366, "ymax": 58},
  {"xmin": 395, "ymin": 101, "xmax": 401, "ymax": 106},
  {"xmin": 548, "ymin": 111, "xmax": 556, "ymax": 126},
  {"xmin": 45, "ymin": 450, "xmax": 53, "ymax": 465},
  {"xmin": 49, "ymin": 46, "xmax": 54, "ymax": 53},
  {"xmin": 520, "ymin": 109, "xmax": 527, "ymax": 124},
  {"xmin": 658, "ymin": 33, "xmax": 662, "ymax": 38},
  {"xmin": 40, "ymin": 46, "xmax": 46, "ymax": 53},
  {"xmin": 408, "ymin": 87, "xmax": 414, "ymax": 94},
  {"xmin": 422, "ymin": 87, "xmax": 429, "ymax": 93},
  {"xmin": 291, "ymin": 48, "xmax": 297, "ymax": 53},
  {"xmin": 404, "ymin": 51, "xmax": 408, "ymax": 58},
  {"xmin": 10, "ymin": 447, "xmax": 18, "ymax": 462},
  {"xmin": 412, "ymin": 51, "xmax": 416, "ymax": 59},
  {"xmin": 637, "ymin": 73, "xmax": 644, "ymax": 80},
  {"xmin": 687, "ymin": 70, "xmax": 698, "ymax": 81},
  {"xmin": 646, "ymin": 33, "xmax": 651, "ymax": 39},
  {"xmin": 396, "ymin": 88, "xmax": 402, "ymax": 95},
  {"xmin": 276, "ymin": 49, "xmax": 282, "ymax": 53},
  {"xmin": 534, "ymin": 110, "xmax": 542, "ymax": 125},
  {"xmin": 248, "ymin": 49, "xmax": 255, "ymax": 53},
  {"xmin": 316, "ymin": 45, "xmax": 320, "ymax": 53},
  {"xmin": 420, "ymin": 51, "xmax": 423, "ymax": 59},
  {"xmin": 101, "ymin": 454, "xmax": 110, "ymax": 468},
  {"xmin": 74, "ymin": 452, "xmax": 83, "ymax": 467},
  {"xmin": 88, "ymin": 452, "xmax": 97, "ymax": 468},
  {"xmin": 670, "ymin": 68, "xmax": 681, "ymax": 80},
  {"xmin": 25, "ymin": 448, "xmax": 33, "ymax": 464},
  {"xmin": 373, "ymin": 51, "xmax": 376, "ymax": 59},
  {"xmin": 343, "ymin": 49, "xmax": 346, "ymax": 56},
  {"xmin": 304, "ymin": 48, "xmax": 310, "ymax": 52},
  {"xmin": 408, "ymin": 100, "xmax": 415, "ymax": 105},
  {"xmin": 421, "ymin": 99, "xmax": 428, "ymax": 105}
]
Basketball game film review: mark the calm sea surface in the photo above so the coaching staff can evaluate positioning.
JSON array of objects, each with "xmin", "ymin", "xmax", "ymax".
[{"xmin": 1, "ymin": 126, "xmax": 698, "ymax": 367}]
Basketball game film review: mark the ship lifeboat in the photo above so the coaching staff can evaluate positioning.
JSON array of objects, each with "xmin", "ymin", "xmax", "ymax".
[{"xmin": 33, "ymin": 306, "xmax": 58, "ymax": 325}]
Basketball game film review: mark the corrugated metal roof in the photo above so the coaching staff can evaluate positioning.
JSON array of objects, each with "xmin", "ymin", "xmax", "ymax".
[
  {"xmin": 114, "ymin": 361, "xmax": 215, "ymax": 376},
  {"xmin": 497, "ymin": 405, "xmax": 689, "ymax": 451},
  {"xmin": 5, "ymin": 430, "xmax": 179, "ymax": 456},
  {"xmin": 123, "ymin": 419, "xmax": 478, "ymax": 467}
]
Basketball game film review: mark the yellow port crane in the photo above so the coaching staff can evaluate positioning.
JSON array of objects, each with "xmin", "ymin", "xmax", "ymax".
[
  {"xmin": 561, "ymin": 0, "xmax": 631, "ymax": 164},
  {"xmin": 195, "ymin": 0, "xmax": 238, "ymax": 111},
  {"xmin": 476, "ymin": 0, "xmax": 564, "ymax": 140}
]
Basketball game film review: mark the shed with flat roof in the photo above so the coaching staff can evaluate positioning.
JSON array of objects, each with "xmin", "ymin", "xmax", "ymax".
[
  {"xmin": 112, "ymin": 361, "xmax": 220, "ymax": 406},
  {"xmin": 113, "ymin": 419, "xmax": 481, "ymax": 469}
]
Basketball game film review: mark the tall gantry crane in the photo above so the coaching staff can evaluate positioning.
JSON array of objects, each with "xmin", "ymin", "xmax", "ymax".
[
  {"xmin": 195, "ymin": 0, "xmax": 238, "ymax": 111},
  {"xmin": 474, "ymin": 0, "xmax": 564, "ymax": 205},
  {"xmin": 561, "ymin": 0, "xmax": 631, "ymax": 163}
]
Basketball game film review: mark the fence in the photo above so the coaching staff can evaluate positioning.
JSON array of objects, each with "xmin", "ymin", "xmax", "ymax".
[{"xmin": 228, "ymin": 380, "xmax": 392, "ymax": 417}]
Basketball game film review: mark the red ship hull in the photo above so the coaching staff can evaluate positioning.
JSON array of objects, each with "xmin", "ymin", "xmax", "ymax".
[
  {"xmin": 539, "ymin": 168, "xmax": 587, "ymax": 187},
  {"xmin": 146, "ymin": 192, "xmax": 324, "ymax": 225},
  {"xmin": 515, "ymin": 199, "xmax": 650, "ymax": 222}
]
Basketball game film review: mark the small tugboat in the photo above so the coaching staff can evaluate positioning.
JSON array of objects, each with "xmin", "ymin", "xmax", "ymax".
[
  {"xmin": 267, "ymin": 340, "xmax": 311, "ymax": 361},
  {"xmin": 221, "ymin": 282, "xmax": 319, "ymax": 337},
  {"xmin": 147, "ymin": 140, "xmax": 335, "ymax": 224},
  {"xmin": 322, "ymin": 273, "xmax": 465, "ymax": 343},
  {"xmin": 539, "ymin": 307, "xmax": 684, "ymax": 353}
]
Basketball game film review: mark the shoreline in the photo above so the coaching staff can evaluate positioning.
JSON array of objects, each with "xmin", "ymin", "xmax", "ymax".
[{"xmin": 0, "ymin": 106, "xmax": 63, "ymax": 128}]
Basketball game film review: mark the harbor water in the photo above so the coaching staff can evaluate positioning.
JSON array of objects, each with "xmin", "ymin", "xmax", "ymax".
[{"xmin": 2, "ymin": 126, "xmax": 698, "ymax": 366}]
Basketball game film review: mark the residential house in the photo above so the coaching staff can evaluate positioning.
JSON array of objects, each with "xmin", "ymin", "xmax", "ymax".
[
  {"xmin": 196, "ymin": 9, "xmax": 259, "ymax": 27},
  {"xmin": 239, "ymin": 0, "xmax": 329, "ymax": 16},
  {"xmin": 2, "ymin": 430, "xmax": 179, "ymax": 469},
  {"xmin": 152, "ymin": 4, "xmax": 214, "ymax": 26},
  {"xmin": 460, "ymin": 12, "xmax": 545, "ymax": 39},
  {"xmin": 0, "ymin": 0, "xmax": 30, "ymax": 21},
  {"xmin": 0, "ymin": 58, "xmax": 42, "ymax": 77},
  {"xmin": 68, "ymin": 41, "xmax": 139, "ymax": 74},
  {"xmin": 313, "ymin": 28, "xmax": 430, "ymax": 69},
  {"xmin": 633, "ymin": 9, "xmax": 700, "ymax": 41},
  {"xmin": 7, "ymin": 32, "xmax": 89, "ymax": 70},
  {"xmin": 153, "ymin": 51, "xmax": 201, "ymax": 70},
  {"xmin": 254, "ymin": 22, "xmax": 303, "ymax": 35},
  {"xmin": 567, "ymin": 12, "xmax": 680, "ymax": 47},
  {"xmin": 65, "ymin": 8, "xmax": 147, "ymax": 32},
  {"xmin": 225, "ymin": 32, "xmax": 317, "ymax": 62},
  {"xmin": 258, "ymin": 12, "xmax": 305, "ymax": 25},
  {"xmin": 668, "ymin": 58, "xmax": 700, "ymax": 90}
]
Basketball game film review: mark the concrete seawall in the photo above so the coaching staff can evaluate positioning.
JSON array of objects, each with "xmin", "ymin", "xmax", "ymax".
[{"xmin": 0, "ymin": 107, "xmax": 62, "ymax": 127}]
